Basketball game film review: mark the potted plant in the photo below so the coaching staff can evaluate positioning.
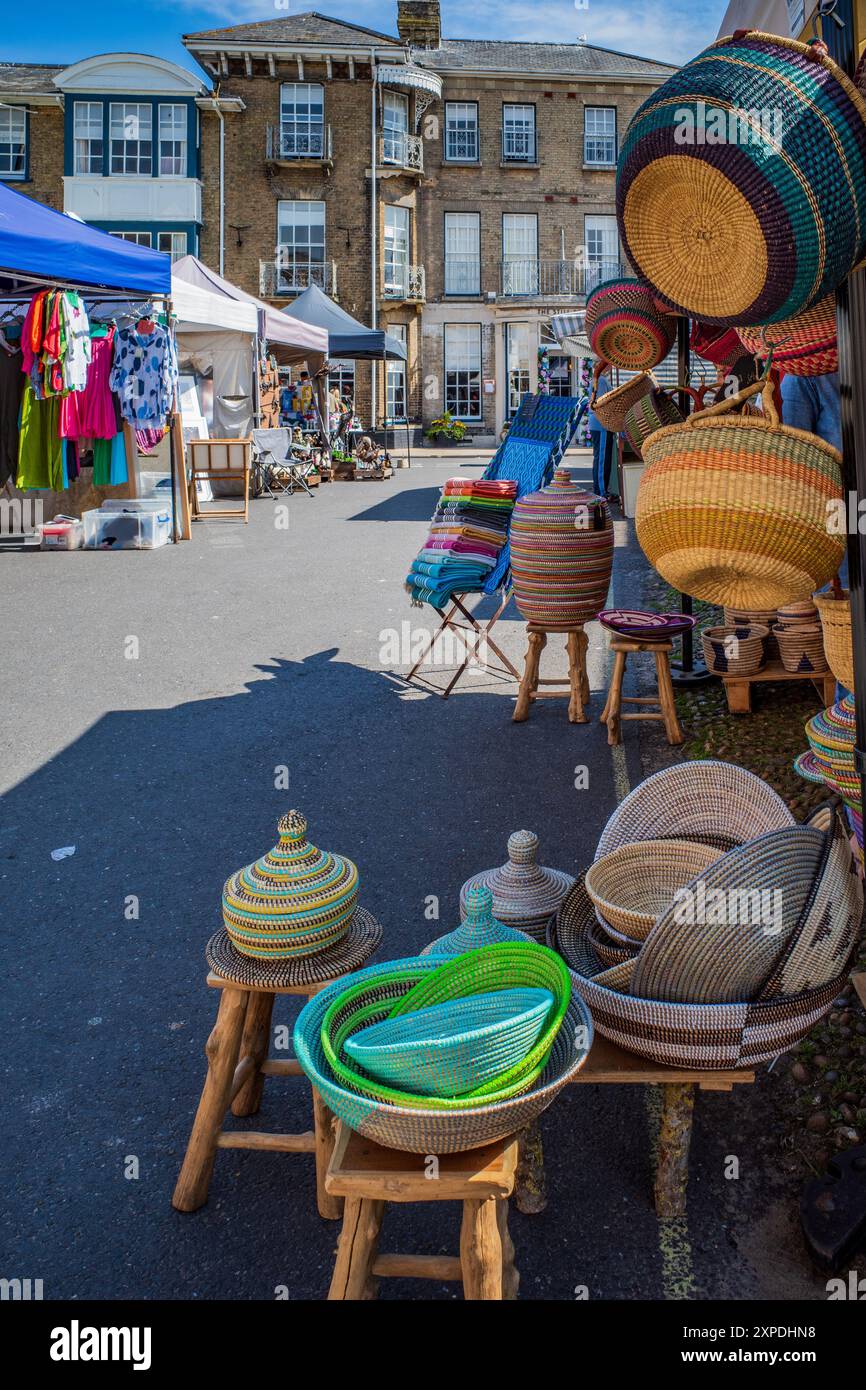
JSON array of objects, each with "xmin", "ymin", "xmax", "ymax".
[{"xmin": 424, "ymin": 411, "xmax": 468, "ymax": 445}]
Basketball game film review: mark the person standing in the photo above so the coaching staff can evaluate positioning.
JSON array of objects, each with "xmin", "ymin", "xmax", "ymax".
[{"xmin": 588, "ymin": 369, "xmax": 614, "ymax": 498}]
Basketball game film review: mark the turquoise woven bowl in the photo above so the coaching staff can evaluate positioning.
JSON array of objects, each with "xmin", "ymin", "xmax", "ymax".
[{"xmin": 343, "ymin": 987, "xmax": 554, "ymax": 1099}]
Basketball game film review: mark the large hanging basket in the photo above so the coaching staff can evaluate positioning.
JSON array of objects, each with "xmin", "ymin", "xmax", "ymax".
[
  {"xmin": 636, "ymin": 381, "xmax": 845, "ymax": 609},
  {"xmin": 737, "ymin": 295, "xmax": 838, "ymax": 377},
  {"xmin": 585, "ymin": 278, "xmax": 677, "ymax": 371},
  {"xmin": 617, "ymin": 32, "xmax": 866, "ymax": 326},
  {"xmin": 813, "ymin": 587, "xmax": 854, "ymax": 691}
]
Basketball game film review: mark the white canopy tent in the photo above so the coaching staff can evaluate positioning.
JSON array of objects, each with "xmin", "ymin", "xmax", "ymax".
[{"xmin": 171, "ymin": 275, "xmax": 258, "ymax": 437}]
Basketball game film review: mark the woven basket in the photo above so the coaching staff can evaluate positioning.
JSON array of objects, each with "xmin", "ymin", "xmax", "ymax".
[
  {"xmin": 595, "ymin": 760, "xmax": 796, "ymax": 861},
  {"xmin": 724, "ymin": 607, "xmax": 780, "ymax": 662},
  {"xmin": 585, "ymin": 839, "xmax": 723, "ymax": 943},
  {"xmin": 737, "ymin": 295, "xmax": 838, "ymax": 377},
  {"xmin": 590, "ymin": 367, "xmax": 654, "ymax": 432},
  {"xmin": 617, "ymin": 32, "xmax": 866, "ymax": 326},
  {"xmin": 294, "ymin": 954, "xmax": 593, "ymax": 1153},
  {"xmin": 777, "ymin": 599, "xmax": 819, "ymax": 627},
  {"xmin": 701, "ymin": 623, "xmax": 767, "ymax": 676},
  {"xmin": 343, "ymin": 987, "xmax": 555, "ymax": 1100},
  {"xmin": 555, "ymin": 878, "xmax": 846, "ymax": 1069},
  {"xmin": 636, "ymin": 380, "xmax": 845, "ymax": 609},
  {"xmin": 775, "ymin": 622, "xmax": 829, "ymax": 674},
  {"xmin": 623, "ymin": 387, "xmax": 685, "ymax": 459},
  {"xmin": 585, "ymin": 278, "xmax": 677, "ymax": 371},
  {"xmin": 586, "ymin": 911, "xmax": 638, "ymax": 967},
  {"xmin": 814, "ymin": 587, "xmax": 854, "ymax": 691}
]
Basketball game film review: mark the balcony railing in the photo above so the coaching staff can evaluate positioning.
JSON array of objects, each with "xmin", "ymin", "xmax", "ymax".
[
  {"xmin": 500, "ymin": 259, "xmax": 623, "ymax": 298},
  {"xmin": 383, "ymin": 264, "xmax": 426, "ymax": 302},
  {"xmin": 260, "ymin": 259, "xmax": 337, "ymax": 298},
  {"xmin": 379, "ymin": 131, "xmax": 424, "ymax": 173},
  {"xmin": 444, "ymin": 257, "xmax": 482, "ymax": 297},
  {"xmin": 502, "ymin": 131, "xmax": 537, "ymax": 164},
  {"xmin": 266, "ymin": 123, "xmax": 333, "ymax": 162},
  {"xmin": 583, "ymin": 136, "xmax": 618, "ymax": 168}
]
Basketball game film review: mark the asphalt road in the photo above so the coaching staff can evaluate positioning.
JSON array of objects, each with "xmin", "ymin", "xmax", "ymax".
[{"xmin": 0, "ymin": 457, "xmax": 838, "ymax": 1300}]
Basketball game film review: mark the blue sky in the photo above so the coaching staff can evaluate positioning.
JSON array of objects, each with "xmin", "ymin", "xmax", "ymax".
[{"xmin": 4, "ymin": 1, "xmax": 727, "ymax": 74}]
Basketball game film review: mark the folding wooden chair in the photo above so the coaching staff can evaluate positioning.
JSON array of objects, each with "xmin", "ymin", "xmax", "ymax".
[{"xmin": 406, "ymin": 395, "xmax": 588, "ymax": 697}]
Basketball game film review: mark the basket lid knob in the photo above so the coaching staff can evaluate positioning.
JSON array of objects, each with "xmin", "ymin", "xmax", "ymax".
[
  {"xmin": 463, "ymin": 884, "xmax": 495, "ymax": 927},
  {"xmin": 507, "ymin": 829, "xmax": 539, "ymax": 865},
  {"xmin": 277, "ymin": 810, "xmax": 308, "ymax": 845}
]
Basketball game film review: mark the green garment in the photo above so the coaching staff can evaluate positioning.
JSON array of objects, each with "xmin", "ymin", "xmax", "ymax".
[
  {"xmin": 92, "ymin": 438, "xmax": 113, "ymax": 486},
  {"xmin": 16, "ymin": 381, "xmax": 62, "ymax": 490}
]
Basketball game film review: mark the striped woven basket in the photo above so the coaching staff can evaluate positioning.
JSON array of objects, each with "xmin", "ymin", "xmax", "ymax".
[
  {"xmin": 590, "ymin": 367, "xmax": 654, "ymax": 432},
  {"xmin": 701, "ymin": 623, "xmax": 767, "ymax": 676},
  {"xmin": 623, "ymin": 387, "xmax": 685, "ymax": 459},
  {"xmin": 775, "ymin": 622, "xmax": 829, "ymax": 674},
  {"xmin": 509, "ymin": 471, "xmax": 615, "ymax": 631},
  {"xmin": 636, "ymin": 380, "xmax": 845, "ymax": 609},
  {"xmin": 724, "ymin": 607, "xmax": 780, "ymax": 662},
  {"xmin": 617, "ymin": 32, "xmax": 866, "ymax": 325},
  {"xmin": 294, "ymin": 954, "xmax": 593, "ymax": 1153},
  {"xmin": 554, "ymin": 878, "xmax": 847, "ymax": 1070},
  {"xmin": 595, "ymin": 760, "xmax": 796, "ymax": 861},
  {"xmin": 813, "ymin": 587, "xmax": 854, "ymax": 691},
  {"xmin": 585, "ymin": 278, "xmax": 677, "ymax": 371},
  {"xmin": 777, "ymin": 599, "xmax": 819, "ymax": 626},
  {"xmin": 737, "ymin": 295, "xmax": 838, "ymax": 377}
]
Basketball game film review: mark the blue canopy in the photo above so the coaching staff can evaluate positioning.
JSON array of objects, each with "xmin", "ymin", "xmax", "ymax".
[
  {"xmin": 0, "ymin": 182, "xmax": 171, "ymax": 296},
  {"xmin": 285, "ymin": 283, "xmax": 406, "ymax": 361}
]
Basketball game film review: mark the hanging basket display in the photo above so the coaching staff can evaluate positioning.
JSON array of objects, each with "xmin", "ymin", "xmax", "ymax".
[
  {"xmin": 617, "ymin": 32, "xmax": 866, "ymax": 326},
  {"xmin": 590, "ymin": 367, "xmax": 654, "ymax": 432},
  {"xmin": 636, "ymin": 380, "xmax": 845, "ymax": 609},
  {"xmin": 623, "ymin": 386, "xmax": 701, "ymax": 458},
  {"xmin": 584, "ymin": 278, "xmax": 677, "ymax": 371},
  {"xmin": 737, "ymin": 295, "xmax": 838, "ymax": 377}
]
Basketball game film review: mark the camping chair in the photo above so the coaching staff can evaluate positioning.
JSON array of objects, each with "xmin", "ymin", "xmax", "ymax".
[
  {"xmin": 406, "ymin": 394, "xmax": 588, "ymax": 697},
  {"xmin": 251, "ymin": 428, "xmax": 315, "ymax": 499}
]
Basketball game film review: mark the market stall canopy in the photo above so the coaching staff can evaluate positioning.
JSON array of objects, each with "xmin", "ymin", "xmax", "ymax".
[
  {"xmin": 172, "ymin": 255, "xmax": 327, "ymax": 368},
  {"xmin": 171, "ymin": 276, "xmax": 258, "ymax": 336},
  {"xmin": 0, "ymin": 182, "xmax": 170, "ymax": 296},
  {"xmin": 285, "ymin": 283, "xmax": 407, "ymax": 361}
]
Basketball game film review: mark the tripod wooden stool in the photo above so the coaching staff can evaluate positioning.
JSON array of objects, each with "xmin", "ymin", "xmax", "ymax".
[
  {"xmin": 600, "ymin": 636, "xmax": 683, "ymax": 746},
  {"xmin": 326, "ymin": 1124, "xmax": 520, "ymax": 1300},
  {"xmin": 513, "ymin": 625, "xmax": 590, "ymax": 724},
  {"xmin": 172, "ymin": 915, "xmax": 382, "ymax": 1220}
]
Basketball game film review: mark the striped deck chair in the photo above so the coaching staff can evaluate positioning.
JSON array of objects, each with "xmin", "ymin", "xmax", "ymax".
[{"xmin": 407, "ymin": 394, "xmax": 588, "ymax": 697}]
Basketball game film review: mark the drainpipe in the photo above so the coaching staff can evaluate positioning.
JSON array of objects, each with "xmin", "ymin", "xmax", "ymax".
[
  {"xmin": 371, "ymin": 52, "xmax": 378, "ymax": 429},
  {"xmin": 215, "ymin": 95, "xmax": 225, "ymax": 276}
]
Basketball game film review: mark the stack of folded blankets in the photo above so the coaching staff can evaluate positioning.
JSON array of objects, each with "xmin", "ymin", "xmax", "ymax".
[{"xmin": 406, "ymin": 478, "xmax": 518, "ymax": 607}]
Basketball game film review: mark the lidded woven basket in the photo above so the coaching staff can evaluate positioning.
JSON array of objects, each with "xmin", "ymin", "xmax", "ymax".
[
  {"xmin": 422, "ymin": 884, "xmax": 531, "ymax": 957},
  {"xmin": 617, "ymin": 31, "xmax": 866, "ymax": 326},
  {"xmin": 222, "ymin": 810, "xmax": 359, "ymax": 959},
  {"xmin": 510, "ymin": 468, "xmax": 614, "ymax": 630},
  {"xmin": 460, "ymin": 830, "xmax": 575, "ymax": 940}
]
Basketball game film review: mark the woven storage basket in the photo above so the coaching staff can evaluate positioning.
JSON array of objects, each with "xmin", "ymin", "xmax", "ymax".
[
  {"xmin": 737, "ymin": 295, "xmax": 838, "ymax": 377},
  {"xmin": 813, "ymin": 587, "xmax": 854, "ymax": 691},
  {"xmin": 461, "ymin": 829, "xmax": 575, "ymax": 940},
  {"xmin": 585, "ymin": 278, "xmax": 677, "ymax": 371},
  {"xmin": 586, "ymin": 910, "xmax": 639, "ymax": 967},
  {"xmin": 617, "ymin": 32, "xmax": 866, "ymax": 326},
  {"xmin": 775, "ymin": 622, "xmax": 829, "ymax": 674},
  {"xmin": 555, "ymin": 878, "xmax": 846, "ymax": 1069},
  {"xmin": 701, "ymin": 623, "xmax": 767, "ymax": 676},
  {"xmin": 585, "ymin": 839, "xmax": 723, "ymax": 943},
  {"xmin": 636, "ymin": 380, "xmax": 845, "ymax": 609},
  {"xmin": 422, "ymin": 884, "xmax": 531, "ymax": 957},
  {"xmin": 342, "ymin": 987, "xmax": 555, "ymax": 1100},
  {"xmin": 510, "ymin": 469, "xmax": 614, "ymax": 630},
  {"xmin": 590, "ymin": 368, "xmax": 654, "ymax": 432},
  {"xmin": 294, "ymin": 954, "xmax": 592, "ymax": 1153},
  {"xmin": 623, "ymin": 387, "xmax": 685, "ymax": 459},
  {"xmin": 595, "ymin": 760, "xmax": 796, "ymax": 861},
  {"xmin": 724, "ymin": 607, "xmax": 780, "ymax": 662},
  {"xmin": 777, "ymin": 599, "xmax": 819, "ymax": 626}
]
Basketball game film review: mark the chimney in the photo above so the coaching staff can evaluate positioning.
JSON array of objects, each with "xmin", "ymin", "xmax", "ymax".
[{"xmin": 397, "ymin": 1, "xmax": 441, "ymax": 48}]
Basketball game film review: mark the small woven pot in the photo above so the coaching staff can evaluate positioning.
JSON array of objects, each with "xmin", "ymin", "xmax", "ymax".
[
  {"xmin": 725, "ymin": 607, "xmax": 780, "ymax": 662},
  {"xmin": 590, "ymin": 368, "xmax": 654, "ymax": 432},
  {"xmin": 737, "ymin": 295, "xmax": 838, "ymax": 377},
  {"xmin": 813, "ymin": 587, "xmax": 854, "ymax": 691},
  {"xmin": 585, "ymin": 839, "xmax": 723, "ymax": 943},
  {"xmin": 623, "ymin": 386, "xmax": 685, "ymax": 458},
  {"xmin": 775, "ymin": 622, "xmax": 829, "ymax": 674},
  {"xmin": 585, "ymin": 278, "xmax": 677, "ymax": 371},
  {"xmin": 701, "ymin": 624, "xmax": 768, "ymax": 676},
  {"xmin": 637, "ymin": 380, "xmax": 845, "ymax": 609},
  {"xmin": 777, "ymin": 599, "xmax": 819, "ymax": 627}
]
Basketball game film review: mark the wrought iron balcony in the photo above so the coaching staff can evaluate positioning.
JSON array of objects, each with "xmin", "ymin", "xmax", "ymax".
[
  {"xmin": 501, "ymin": 131, "xmax": 538, "ymax": 164},
  {"xmin": 379, "ymin": 131, "xmax": 424, "ymax": 174},
  {"xmin": 499, "ymin": 259, "xmax": 624, "ymax": 299},
  {"xmin": 260, "ymin": 259, "xmax": 337, "ymax": 298},
  {"xmin": 266, "ymin": 123, "xmax": 333, "ymax": 164},
  {"xmin": 383, "ymin": 264, "xmax": 426, "ymax": 302}
]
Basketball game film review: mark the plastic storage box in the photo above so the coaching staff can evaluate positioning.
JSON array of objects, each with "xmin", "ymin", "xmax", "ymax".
[
  {"xmin": 82, "ymin": 507, "xmax": 172, "ymax": 550},
  {"xmin": 41, "ymin": 516, "xmax": 84, "ymax": 550}
]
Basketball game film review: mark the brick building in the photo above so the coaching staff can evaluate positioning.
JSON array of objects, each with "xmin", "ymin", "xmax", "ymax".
[
  {"xmin": 0, "ymin": 63, "xmax": 66, "ymax": 211},
  {"xmin": 184, "ymin": 4, "xmax": 675, "ymax": 439}
]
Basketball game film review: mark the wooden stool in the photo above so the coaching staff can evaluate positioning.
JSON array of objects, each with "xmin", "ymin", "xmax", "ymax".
[
  {"xmin": 600, "ymin": 636, "xmax": 683, "ymax": 746},
  {"xmin": 513, "ymin": 625, "xmax": 590, "ymax": 724},
  {"xmin": 326, "ymin": 1125, "xmax": 520, "ymax": 1300}
]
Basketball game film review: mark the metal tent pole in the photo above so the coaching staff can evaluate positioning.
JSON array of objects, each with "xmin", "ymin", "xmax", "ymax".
[
  {"xmin": 825, "ymin": 1, "xmax": 866, "ymax": 821},
  {"xmin": 671, "ymin": 314, "xmax": 711, "ymax": 686}
]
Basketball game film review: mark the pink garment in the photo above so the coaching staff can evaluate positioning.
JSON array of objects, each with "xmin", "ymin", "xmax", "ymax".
[
  {"xmin": 60, "ymin": 330, "xmax": 117, "ymax": 440},
  {"xmin": 134, "ymin": 426, "xmax": 166, "ymax": 454},
  {"xmin": 423, "ymin": 537, "xmax": 500, "ymax": 558}
]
